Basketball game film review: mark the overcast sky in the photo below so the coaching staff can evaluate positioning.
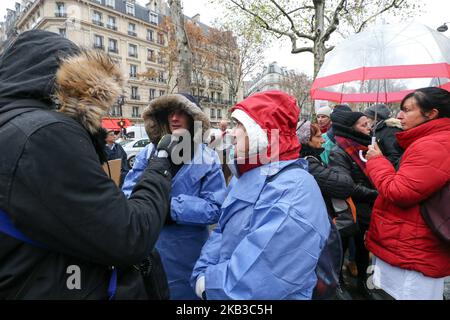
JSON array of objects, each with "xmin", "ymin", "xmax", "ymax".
[{"xmin": 2, "ymin": 0, "xmax": 450, "ymax": 77}]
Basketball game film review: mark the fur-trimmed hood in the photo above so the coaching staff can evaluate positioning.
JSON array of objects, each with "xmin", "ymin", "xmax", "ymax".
[
  {"xmin": 0, "ymin": 30, "xmax": 124, "ymax": 135},
  {"xmin": 384, "ymin": 117, "xmax": 403, "ymax": 130},
  {"xmin": 55, "ymin": 50, "xmax": 124, "ymax": 134},
  {"xmin": 143, "ymin": 94, "xmax": 210, "ymax": 143}
]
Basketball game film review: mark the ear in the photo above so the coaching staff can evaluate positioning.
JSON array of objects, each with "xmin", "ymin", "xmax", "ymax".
[{"xmin": 425, "ymin": 108, "xmax": 439, "ymax": 120}]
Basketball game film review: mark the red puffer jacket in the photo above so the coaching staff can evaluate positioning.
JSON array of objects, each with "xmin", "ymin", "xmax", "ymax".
[{"xmin": 365, "ymin": 118, "xmax": 450, "ymax": 278}]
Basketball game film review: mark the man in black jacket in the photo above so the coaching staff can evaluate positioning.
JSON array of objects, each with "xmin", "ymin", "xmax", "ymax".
[
  {"xmin": 364, "ymin": 104, "xmax": 403, "ymax": 167},
  {"xmin": 0, "ymin": 30, "xmax": 172, "ymax": 299},
  {"xmin": 105, "ymin": 129, "xmax": 130, "ymax": 186}
]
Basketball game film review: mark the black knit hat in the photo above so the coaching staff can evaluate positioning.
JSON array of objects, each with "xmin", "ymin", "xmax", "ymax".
[
  {"xmin": 179, "ymin": 93, "xmax": 201, "ymax": 109},
  {"xmin": 333, "ymin": 104, "xmax": 352, "ymax": 113},
  {"xmin": 364, "ymin": 103, "xmax": 391, "ymax": 120},
  {"xmin": 331, "ymin": 110, "xmax": 366, "ymax": 127},
  {"xmin": 331, "ymin": 110, "xmax": 371, "ymax": 146}
]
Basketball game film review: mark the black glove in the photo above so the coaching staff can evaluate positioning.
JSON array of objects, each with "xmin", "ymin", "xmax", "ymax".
[
  {"xmin": 146, "ymin": 135, "xmax": 178, "ymax": 177},
  {"xmin": 155, "ymin": 134, "xmax": 180, "ymax": 159}
]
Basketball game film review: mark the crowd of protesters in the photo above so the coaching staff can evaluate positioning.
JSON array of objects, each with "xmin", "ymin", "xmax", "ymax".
[{"xmin": 0, "ymin": 30, "xmax": 448, "ymax": 300}]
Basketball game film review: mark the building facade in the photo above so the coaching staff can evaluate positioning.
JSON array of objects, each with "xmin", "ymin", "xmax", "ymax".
[
  {"xmin": 246, "ymin": 61, "xmax": 313, "ymax": 120},
  {"xmin": 1, "ymin": 0, "xmax": 243, "ymax": 127}
]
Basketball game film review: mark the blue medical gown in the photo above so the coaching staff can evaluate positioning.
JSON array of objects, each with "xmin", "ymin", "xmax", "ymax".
[{"xmin": 191, "ymin": 159, "xmax": 331, "ymax": 300}]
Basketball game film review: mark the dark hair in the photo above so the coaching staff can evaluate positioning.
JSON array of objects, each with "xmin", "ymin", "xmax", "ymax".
[
  {"xmin": 401, "ymin": 87, "xmax": 450, "ymax": 118},
  {"xmin": 310, "ymin": 123, "xmax": 321, "ymax": 139}
]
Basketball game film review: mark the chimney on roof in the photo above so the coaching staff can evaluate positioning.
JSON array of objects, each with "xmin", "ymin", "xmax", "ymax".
[{"xmin": 192, "ymin": 13, "xmax": 200, "ymax": 23}]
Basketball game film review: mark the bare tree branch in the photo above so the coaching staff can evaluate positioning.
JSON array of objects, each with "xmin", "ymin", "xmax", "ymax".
[
  {"xmin": 356, "ymin": 0, "xmax": 406, "ymax": 33},
  {"xmin": 322, "ymin": 0, "xmax": 347, "ymax": 41}
]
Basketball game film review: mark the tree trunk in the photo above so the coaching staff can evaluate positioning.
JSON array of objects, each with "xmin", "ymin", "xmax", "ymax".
[
  {"xmin": 169, "ymin": 0, "xmax": 192, "ymax": 93},
  {"xmin": 313, "ymin": 0, "xmax": 326, "ymax": 79}
]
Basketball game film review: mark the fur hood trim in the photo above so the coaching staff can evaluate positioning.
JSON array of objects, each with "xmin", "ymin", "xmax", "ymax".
[
  {"xmin": 143, "ymin": 94, "xmax": 210, "ymax": 143},
  {"xmin": 384, "ymin": 117, "xmax": 403, "ymax": 129},
  {"xmin": 54, "ymin": 50, "xmax": 124, "ymax": 134}
]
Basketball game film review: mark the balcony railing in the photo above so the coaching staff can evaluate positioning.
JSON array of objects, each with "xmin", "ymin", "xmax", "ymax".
[
  {"xmin": 128, "ymin": 52, "xmax": 138, "ymax": 58},
  {"xmin": 192, "ymin": 79, "xmax": 206, "ymax": 87},
  {"xmin": 209, "ymin": 81, "xmax": 224, "ymax": 91},
  {"xmin": 107, "ymin": 24, "xmax": 117, "ymax": 31},
  {"xmin": 92, "ymin": 20, "xmax": 104, "ymax": 27},
  {"xmin": 158, "ymin": 78, "xmax": 167, "ymax": 84},
  {"xmin": 129, "ymin": 73, "xmax": 137, "ymax": 78},
  {"xmin": 108, "ymin": 47, "xmax": 118, "ymax": 53},
  {"xmin": 93, "ymin": 44, "xmax": 104, "ymax": 50},
  {"xmin": 131, "ymin": 95, "xmax": 141, "ymax": 100},
  {"xmin": 128, "ymin": 31, "xmax": 137, "ymax": 37},
  {"xmin": 55, "ymin": 12, "xmax": 67, "ymax": 18}
]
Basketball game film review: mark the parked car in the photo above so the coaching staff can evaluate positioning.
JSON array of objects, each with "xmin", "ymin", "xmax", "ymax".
[{"xmin": 122, "ymin": 138, "xmax": 150, "ymax": 167}]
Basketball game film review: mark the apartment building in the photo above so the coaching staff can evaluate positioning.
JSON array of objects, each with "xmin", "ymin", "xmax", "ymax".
[{"xmin": 1, "ymin": 0, "xmax": 243, "ymax": 126}]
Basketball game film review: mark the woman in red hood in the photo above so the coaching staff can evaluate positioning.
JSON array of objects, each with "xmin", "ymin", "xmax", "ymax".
[
  {"xmin": 191, "ymin": 91, "xmax": 331, "ymax": 299},
  {"xmin": 366, "ymin": 87, "xmax": 450, "ymax": 300}
]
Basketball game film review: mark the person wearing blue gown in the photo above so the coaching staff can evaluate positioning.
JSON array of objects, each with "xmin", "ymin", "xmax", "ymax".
[{"xmin": 122, "ymin": 93, "xmax": 226, "ymax": 299}]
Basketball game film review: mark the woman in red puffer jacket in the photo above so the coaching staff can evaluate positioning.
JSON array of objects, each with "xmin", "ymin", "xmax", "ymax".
[{"xmin": 365, "ymin": 87, "xmax": 450, "ymax": 300}]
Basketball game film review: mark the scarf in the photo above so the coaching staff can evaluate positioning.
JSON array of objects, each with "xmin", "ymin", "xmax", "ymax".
[
  {"xmin": 300, "ymin": 144, "xmax": 324, "ymax": 162},
  {"xmin": 335, "ymin": 136, "xmax": 369, "ymax": 176}
]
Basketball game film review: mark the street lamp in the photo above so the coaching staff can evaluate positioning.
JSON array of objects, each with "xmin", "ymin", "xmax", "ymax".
[
  {"xmin": 437, "ymin": 22, "xmax": 450, "ymax": 32},
  {"xmin": 117, "ymin": 95, "xmax": 125, "ymax": 117}
]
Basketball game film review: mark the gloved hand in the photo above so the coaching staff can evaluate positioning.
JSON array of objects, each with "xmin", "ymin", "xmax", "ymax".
[
  {"xmin": 155, "ymin": 134, "xmax": 180, "ymax": 159},
  {"xmin": 147, "ymin": 134, "xmax": 181, "ymax": 178}
]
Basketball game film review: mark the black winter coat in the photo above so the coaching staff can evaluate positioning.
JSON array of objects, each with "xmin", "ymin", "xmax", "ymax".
[
  {"xmin": 329, "ymin": 146, "xmax": 378, "ymax": 226},
  {"xmin": 0, "ymin": 30, "xmax": 171, "ymax": 299},
  {"xmin": 301, "ymin": 145, "xmax": 354, "ymax": 217},
  {"xmin": 374, "ymin": 118, "xmax": 404, "ymax": 168}
]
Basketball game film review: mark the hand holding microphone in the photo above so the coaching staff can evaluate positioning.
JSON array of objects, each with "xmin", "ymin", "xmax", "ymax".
[{"xmin": 155, "ymin": 134, "xmax": 180, "ymax": 159}]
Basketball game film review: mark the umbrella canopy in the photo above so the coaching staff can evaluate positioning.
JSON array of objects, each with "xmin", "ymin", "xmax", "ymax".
[{"xmin": 311, "ymin": 22, "xmax": 450, "ymax": 103}]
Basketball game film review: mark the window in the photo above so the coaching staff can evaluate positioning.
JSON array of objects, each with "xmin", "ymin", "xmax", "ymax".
[
  {"xmin": 107, "ymin": 16, "xmax": 117, "ymax": 30},
  {"xmin": 210, "ymin": 92, "xmax": 215, "ymax": 101},
  {"xmin": 217, "ymin": 109, "xmax": 222, "ymax": 119},
  {"xmin": 105, "ymin": 0, "xmax": 115, "ymax": 8},
  {"xmin": 59, "ymin": 28, "xmax": 66, "ymax": 38},
  {"xmin": 147, "ymin": 29, "xmax": 154, "ymax": 42},
  {"xmin": 55, "ymin": 3, "xmax": 66, "ymax": 17},
  {"xmin": 134, "ymin": 139, "xmax": 149, "ymax": 148},
  {"xmin": 94, "ymin": 35, "xmax": 104, "ymax": 49},
  {"xmin": 210, "ymin": 108, "xmax": 216, "ymax": 119},
  {"xmin": 132, "ymin": 106, "xmax": 140, "ymax": 118},
  {"xmin": 147, "ymin": 49, "xmax": 154, "ymax": 62},
  {"xmin": 131, "ymin": 87, "xmax": 140, "ymax": 100},
  {"xmin": 128, "ymin": 23, "xmax": 137, "ymax": 37},
  {"xmin": 108, "ymin": 39, "xmax": 118, "ymax": 53},
  {"xmin": 126, "ymin": 2, "xmax": 135, "ymax": 16},
  {"xmin": 159, "ymin": 90, "xmax": 165, "ymax": 97},
  {"xmin": 149, "ymin": 89, "xmax": 156, "ymax": 100},
  {"xmin": 158, "ymin": 71, "xmax": 165, "ymax": 83},
  {"xmin": 128, "ymin": 44, "xmax": 138, "ymax": 58},
  {"xmin": 37, "ymin": 10, "xmax": 40, "ymax": 18},
  {"xmin": 92, "ymin": 11, "xmax": 103, "ymax": 26},
  {"xmin": 129, "ymin": 64, "xmax": 137, "ymax": 78},
  {"xmin": 157, "ymin": 53, "xmax": 164, "ymax": 64},
  {"xmin": 157, "ymin": 33, "xmax": 165, "ymax": 45},
  {"xmin": 149, "ymin": 11, "xmax": 158, "ymax": 25},
  {"xmin": 111, "ymin": 105, "xmax": 121, "ymax": 117}
]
